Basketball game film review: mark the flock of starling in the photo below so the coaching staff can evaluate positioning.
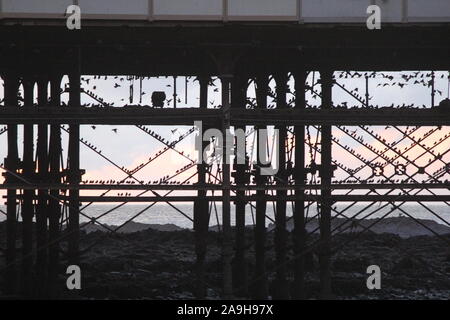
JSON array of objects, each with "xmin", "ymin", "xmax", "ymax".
[{"xmin": 1, "ymin": 72, "xmax": 449, "ymax": 195}]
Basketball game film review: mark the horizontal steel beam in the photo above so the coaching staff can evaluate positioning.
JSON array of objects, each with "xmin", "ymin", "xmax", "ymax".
[
  {"xmin": 14, "ymin": 195, "xmax": 449, "ymax": 202},
  {"xmin": 1, "ymin": 24, "xmax": 449, "ymax": 74},
  {"xmin": 0, "ymin": 107, "xmax": 448, "ymax": 126},
  {"xmin": 1, "ymin": 183, "xmax": 449, "ymax": 191}
]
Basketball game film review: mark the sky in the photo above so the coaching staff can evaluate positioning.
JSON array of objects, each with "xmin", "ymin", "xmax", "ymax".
[{"xmin": 0, "ymin": 71, "xmax": 449, "ymax": 204}]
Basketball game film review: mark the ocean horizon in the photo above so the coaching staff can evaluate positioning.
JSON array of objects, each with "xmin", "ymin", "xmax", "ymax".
[{"xmin": 1, "ymin": 203, "xmax": 448, "ymax": 230}]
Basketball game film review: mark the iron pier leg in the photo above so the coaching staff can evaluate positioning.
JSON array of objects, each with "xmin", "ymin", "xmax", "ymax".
[
  {"xmin": 253, "ymin": 74, "xmax": 269, "ymax": 299},
  {"xmin": 193, "ymin": 75, "xmax": 210, "ymax": 298},
  {"xmin": 3, "ymin": 73, "xmax": 20, "ymax": 295},
  {"xmin": 48, "ymin": 74, "xmax": 63, "ymax": 297},
  {"xmin": 273, "ymin": 73, "xmax": 289, "ymax": 299},
  {"xmin": 232, "ymin": 74, "xmax": 248, "ymax": 297},
  {"xmin": 21, "ymin": 77, "xmax": 35, "ymax": 297},
  {"xmin": 68, "ymin": 69, "xmax": 81, "ymax": 266},
  {"xmin": 36, "ymin": 76, "xmax": 50, "ymax": 297},
  {"xmin": 319, "ymin": 70, "xmax": 334, "ymax": 299},
  {"xmin": 220, "ymin": 73, "xmax": 233, "ymax": 298},
  {"xmin": 293, "ymin": 69, "xmax": 307, "ymax": 299}
]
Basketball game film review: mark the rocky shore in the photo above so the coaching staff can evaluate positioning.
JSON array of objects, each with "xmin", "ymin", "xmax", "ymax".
[{"xmin": 1, "ymin": 218, "xmax": 450, "ymax": 299}]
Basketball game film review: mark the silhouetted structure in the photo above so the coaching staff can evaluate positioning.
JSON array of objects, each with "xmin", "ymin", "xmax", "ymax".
[{"xmin": 0, "ymin": 9, "xmax": 449, "ymax": 299}]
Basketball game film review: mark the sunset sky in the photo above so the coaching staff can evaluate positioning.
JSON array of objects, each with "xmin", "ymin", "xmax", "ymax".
[{"xmin": 0, "ymin": 71, "xmax": 449, "ymax": 202}]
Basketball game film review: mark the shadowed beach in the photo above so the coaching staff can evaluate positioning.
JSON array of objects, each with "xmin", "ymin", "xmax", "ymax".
[{"xmin": 1, "ymin": 218, "xmax": 449, "ymax": 299}]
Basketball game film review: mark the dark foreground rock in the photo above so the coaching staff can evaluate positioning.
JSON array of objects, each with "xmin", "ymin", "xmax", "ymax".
[{"xmin": 0, "ymin": 220, "xmax": 450, "ymax": 299}]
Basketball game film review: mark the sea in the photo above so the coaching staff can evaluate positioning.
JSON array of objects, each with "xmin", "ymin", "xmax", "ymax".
[{"xmin": 0, "ymin": 203, "xmax": 448, "ymax": 229}]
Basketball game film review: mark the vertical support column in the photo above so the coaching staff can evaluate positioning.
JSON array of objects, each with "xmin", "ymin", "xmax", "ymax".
[
  {"xmin": 173, "ymin": 76, "xmax": 177, "ymax": 109},
  {"xmin": 68, "ymin": 69, "xmax": 81, "ymax": 266},
  {"xmin": 21, "ymin": 77, "xmax": 35, "ymax": 296},
  {"xmin": 253, "ymin": 74, "xmax": 269, "ymax": 299},
  {"xmin": 319, "ymin": 70, "xmax": 333, "ymax": 299},
  {"xmin": 3, "ymin": 73, "xmax": 20, "ymax": 295},
  {"xmin": 273, "ymin": 73, "xmax": 289, "ymax": 299},
  {"xmin": 36, "ymin": 75, "xmax": 49, "ymax": 296},
  {"xmin": 220, "ymin": 73, "xmax": 233, "ymax": 298},
  {"xmin": 431, "ymin": 71, "xmax": 435, "ymax": 108},
  {"xmin": 231, "ymin": 74, "xmax": 248, "ymax": 297},
  {"xmin": 293, "ymin": 69, "xmax": 307, "ymax": 299},
  {"xmin": 48, "ymin": 74, "xmax": 63, "ymax": 296},
  {"xmin": 365, "ymin": 74, "xmax": 369, "ymax": 107},
  {"xmin": 193, "ymin": 75, "xmax": 210, "ymax": 298}
]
